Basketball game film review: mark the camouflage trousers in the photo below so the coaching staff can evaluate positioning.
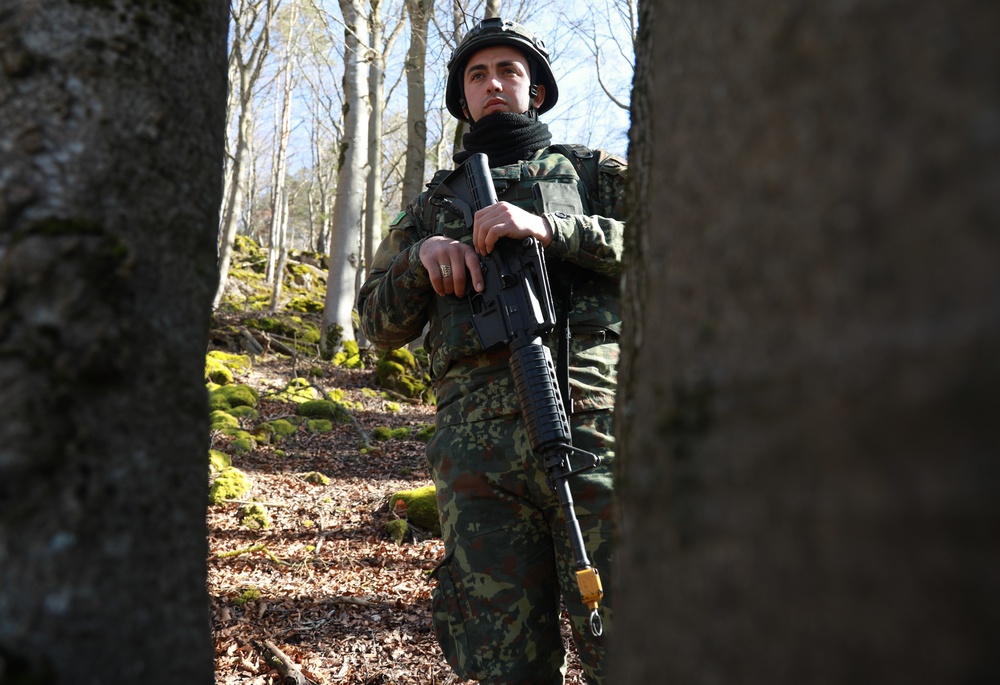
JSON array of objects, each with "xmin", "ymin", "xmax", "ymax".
[{"xmin": 426, "ymin": 409, "xmax": 615, "ymax": 685}]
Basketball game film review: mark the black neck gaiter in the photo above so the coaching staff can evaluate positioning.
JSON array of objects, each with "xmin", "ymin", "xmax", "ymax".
[{"xmin": 454, "ymin": 112, "xmax": 552, "ymax": 168}]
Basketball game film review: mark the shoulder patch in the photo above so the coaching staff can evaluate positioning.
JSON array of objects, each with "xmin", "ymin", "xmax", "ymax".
[{"xmin": 390, "ymin": 211, "xmax": 407, "ymax": 227}]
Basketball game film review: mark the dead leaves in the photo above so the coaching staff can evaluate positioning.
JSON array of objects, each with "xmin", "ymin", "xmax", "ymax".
[{"xmin": 208, "ymin": 359, "xmax": 583, "ymax": 684}]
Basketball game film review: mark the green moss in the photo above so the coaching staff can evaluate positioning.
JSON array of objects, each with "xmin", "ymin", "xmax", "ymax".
[
  {"xmin": 209, "ymin": 384, "xmax": 259, "ymax": 411},
  {"xmin": 372, "ymin": 426, "xmax": 411, "ymax": 441},
  {"xmin": 247, "ymin": 315, "xmax": 320, "ymax": 345},
  {"xmin": 233, "ymin": 587, "xmax": 261, "ymax": 605},
  {"xmin": 274, "ymin": 377, "xmax": 319, "ymax": 404},
  {"xmin": 302, "ymin": 471, "xmax": 330, "ymax": 485},
  {"xmin": 209, "ymin": 467, "xmax": 252, "ymax": 504},
  {"xmin": 375, "ymin": 348, "xmax": 426, "ymax": 399},
  {"xmin": 306, "ymin": 419, "xmax": 333, "ymax": 433},
  {"xmin": 287, "ymin": 296, "xmax": 324, "ymax": 313},
  {"xmin": 229, "ymin": 433, "xmax": 256, "ymax": 455},
  {"xmin": 415, "ymin": 424, "xmax": 436, "ymax": 442},
  {"xmin": 297, "ymin": 399, "xmax": 350, "ymax": 423},
  {"xmin": 384, "ymin": 401, "xmax": 402, "ymax": 413},
  {"xmin": 389, "ymin": 484, "xmax": 440, "ymax": 536},
  {"xmin": 233, "ymin": 235, "xmax": 265, "ymax": 260},
  {"xmin": 386, "ymin": 518, "xmax": 409, "ymax": 544},
  {"xmin": 333, "ymin": 339, "xmax": 363, "ymax": 368},
  {"xmin": 239, "ymin": 503, "xmax": 271, "ymax": 530},
  {"xmin": 210, "ymin": 410, "xmax": 240, "ymax": 432},
  {"xmin": 209, "ymin": 449, "xmax": 231, "ymax": 473},
  {"xmin": 206, "ymin": 351, "xmax": 251, "ymax": 384},
  {"xmin": 205, "ymin": 356, "xmax": 233, "ymax": 385},
  {"xmin": 255, "ymin": 419, "xmax": 299, "ymax": 443},
  {"xmin": 225, "ymin": 405, "xmax": 258, "ymax": 420}
]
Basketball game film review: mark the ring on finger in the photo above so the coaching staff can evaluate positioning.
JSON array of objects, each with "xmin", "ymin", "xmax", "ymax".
[{"xmin": 439, "ymin": 264, "xmax": 452, "ymax": 278}]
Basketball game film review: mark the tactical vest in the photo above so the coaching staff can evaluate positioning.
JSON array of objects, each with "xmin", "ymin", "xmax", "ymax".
[{"xmin": 420, "ymin": 145, "xmax": 623, "ymax": 411}]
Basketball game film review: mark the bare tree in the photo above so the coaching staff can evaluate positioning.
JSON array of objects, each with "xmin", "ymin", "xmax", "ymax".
[
  {"xmin": 214, "ymin": 0, "xmax": 283, "ymax": 310},
  {"xmin": 321, "ymin": 0, "xmax": 372, "ymax": 351},
  {"xmin": 267, "ymin": 3, "xmax": 301, "ymax": 309},
  {"xmin": 565, "ymin": 0, "xmax": 635, "ymax": 110},
  {"xmin": 401, "ymin": 0, "xmax": 436, "ymax": 202},
  {"xmin": 615, "ymin": 0, "xmax": 1000, "ymax": 682},
  {"xmin": 300, "ymin": 1, "xmax": 349, "ymax": 255},
  {"xmin": 0, "ymin": 1, "xmax": 226, "ymax": 682},
  {"xmin": 365, "ymin": 0, "xmax": 406, "ymax": 279}
]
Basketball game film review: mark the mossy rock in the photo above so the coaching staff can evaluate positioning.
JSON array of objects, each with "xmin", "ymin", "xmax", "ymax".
[
  {"xmin": 332, "ymin": 339, "xmax": 364, "ymax": 369},
  {"xmin": 209, "ymin": 384, "xmax": 259, "ymax": 411},
  {"xmin": 302, "ymin": 471, "xmax": 330, "ymax": 485},
  {"xmin": 233, "ymin": 234, "xmax": 265, "ymax": 260},
  {"xmin": 229, "ymin": 431, "xmax": 257, "ymax": 454},
  {"xmin": 205, "ymin": 356, "xmax": 234, "ymax": 385},
  {"xmin": 209, "ymin": 466, "xmax": 252, "ymax": 504},
  {"xmin": 388, "ymin": 484, "xmax": 440, "ymax": 537},
  {"xmin": 415, "ymin": 424, "xmax": 436, "ymax": 442},
  {"xmin": 238, "ymin": 502, "xmax": 271, "ymax": 529},
  {"xmin": 254, "ymin": 418, "xmax": 300, "ymax": 444},
  {"xmin": 286, "ymin": 296, "xmax": 324, "ymax": 313},
  {"xmin": 274, "ymin": 377, "xmax": 319, "ymax": 404},
  {"xmin": 375, "ymin": 348, "xmax": 426, "ymax": 399},
  {"xmin": 306, "ymin": 419, "xmax": 333, "ymax": 433},
  {"xmin": 297, "ymin": 399, "xmax": 351, "ymax": 423},
  {"xmin": 206, "ymin": 350, "xmax": 251, "ymax": 385},
  {"xmin": 372, "ymin": 426, "xmax": 411, "ymax": 441},
  {"xmin": 225, "ymin": 405, "xmax": 259, "ymax": 420},
  {"xmin": 209, "ymin": 449, "xmax": 231, "ymax": 473},
  {"xmin": 386, "ymin": 518, "xmax": 409, "ymax": 544},
  {"xmin": 246, "ymin": 315, "xmax": 321, "ymax": 345},
  {"xmin": 210, "ymin": 410, "xmax": 241, "ymax": 433}
]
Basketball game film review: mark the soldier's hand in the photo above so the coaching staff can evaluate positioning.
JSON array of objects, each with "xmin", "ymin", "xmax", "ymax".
[
  {"xmin": 473, "ymin": 202, "xmax": 553, "ymax": 255},
  {"xmin": 419, "ymin": 235, "xmax": 484, "ymax": 298}
]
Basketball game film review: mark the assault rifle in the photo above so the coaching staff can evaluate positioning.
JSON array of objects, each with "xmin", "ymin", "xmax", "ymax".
[{"xmin": 428, "ymin": 153, "xmax": 605, "ymax": 636}]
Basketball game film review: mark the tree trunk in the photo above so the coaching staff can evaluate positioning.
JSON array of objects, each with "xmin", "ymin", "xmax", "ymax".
[
  {"xmin": 614, "ymin": 1, "xmax": 1000, "ymax": 682},
  {"xmin": 322, "ymin": 0, "xmax": 371, "ymax": 351},
  {"xmin": 401, "ymin": 0, "xmax": 434, "ymax": 202},
  {"xmin": 450, "ymin": 0, "xmax": 468, "ymax": 157},
  {"xmin": 0, "ymin": 2, "xmax": 226, "ymax": 683},
  {"xmin": 364, "ymin": 0, "xmax": 386, "ymax": 288},
  {"xmin": 268, "ymin": 15, "xmax": 297, "ymax": 309}
]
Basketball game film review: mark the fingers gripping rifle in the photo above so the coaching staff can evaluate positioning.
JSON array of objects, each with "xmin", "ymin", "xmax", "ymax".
[{"xmin": 428, "ymin": 153, "xmax": 605, "ymax": 636}]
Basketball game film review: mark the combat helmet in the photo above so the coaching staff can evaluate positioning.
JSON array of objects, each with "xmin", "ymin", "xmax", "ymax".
[{"xmin": 445, "ymin": 17, "xmax": 559, "ymax": 123}]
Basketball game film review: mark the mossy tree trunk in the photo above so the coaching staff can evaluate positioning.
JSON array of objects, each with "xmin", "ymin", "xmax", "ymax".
[
  {"xmin": 615, "ymin": 0, "xmax": 1000, "ymax": 682},
  {"xmin": 0, "ymin": 2, "xmax": 226, "ymax": 683}
]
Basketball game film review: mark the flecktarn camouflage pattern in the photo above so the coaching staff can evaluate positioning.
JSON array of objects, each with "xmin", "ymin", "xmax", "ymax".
[{"xmin": 358, "ymin": 145, "xmax": 626, "ymax": 684}]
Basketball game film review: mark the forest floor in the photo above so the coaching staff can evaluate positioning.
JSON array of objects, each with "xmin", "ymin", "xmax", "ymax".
[{"xmin": 206, "ymin": 349, "xmax": 586, "ymax": 684}]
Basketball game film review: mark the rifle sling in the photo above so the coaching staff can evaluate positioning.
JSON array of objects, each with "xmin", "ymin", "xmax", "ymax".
[{"xmin": 557, "ymin": 281, "xmax": 573, "ymax": 416}]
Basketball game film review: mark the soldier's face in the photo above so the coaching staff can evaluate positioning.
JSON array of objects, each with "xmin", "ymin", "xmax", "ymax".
[{"xmin": 462, "ymin": 45, "xmax": 546, "ymax": 122}]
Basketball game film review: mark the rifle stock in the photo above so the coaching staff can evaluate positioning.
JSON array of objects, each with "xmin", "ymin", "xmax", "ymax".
[{"xmin": 427, "ymin": 153, "xmax": 605, "ymax": 636}]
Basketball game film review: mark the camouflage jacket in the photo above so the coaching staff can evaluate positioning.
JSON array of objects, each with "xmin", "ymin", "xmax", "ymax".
[{"xmin": 357, "ymin": 145, "xmax": 627, "ymax": 429}]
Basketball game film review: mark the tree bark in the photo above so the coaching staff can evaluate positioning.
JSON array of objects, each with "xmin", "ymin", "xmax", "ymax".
[
  {"xmin": 615, "ymin": 0, "xmax": 1000, "ymax": 682},
  {"xmin": 0, "ymin": 1, "xmax": 226, "ymax": 683},
  {"xmin": 322, "ymin": 0, "xmax": 372, "ymax": 351},
  {"xmin": 365, "ymin": 0, "xmax": 386, "ymax": 299},
  {"xmin": 268, "ymin": 7, "xmax": 298, "ymax": 309},
  {"xmin": 401, "ymin": 0, "xmax": 434, "ymax": 202}
]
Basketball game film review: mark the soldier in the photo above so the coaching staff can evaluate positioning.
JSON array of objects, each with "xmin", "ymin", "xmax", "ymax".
[{"xmin": 358, "ymin": 17, "xmax": 626, "ymax": 685}]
